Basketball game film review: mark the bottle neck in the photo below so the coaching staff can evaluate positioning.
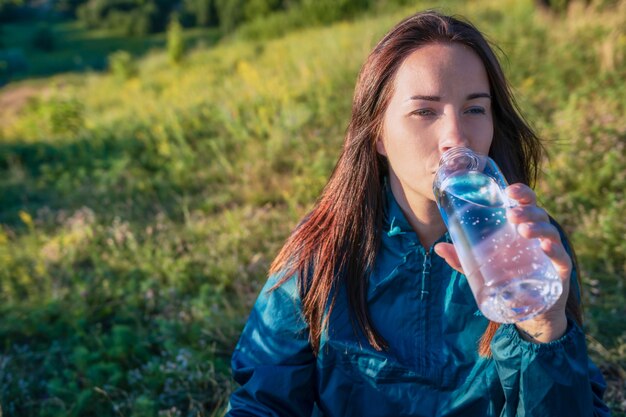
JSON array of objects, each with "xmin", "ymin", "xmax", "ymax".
[
  {"xmin": 438, "ymin": 146, "xmax": 479, "ymax": 169},
  {"xmin": 433, "ymin": 147, "xmax": 481, "ymax": 193}
]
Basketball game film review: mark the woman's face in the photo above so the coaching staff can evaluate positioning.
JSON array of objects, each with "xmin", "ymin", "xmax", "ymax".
[{"xmin": 377, "ymin": 42, "xmax": 493, "ymax": 206}]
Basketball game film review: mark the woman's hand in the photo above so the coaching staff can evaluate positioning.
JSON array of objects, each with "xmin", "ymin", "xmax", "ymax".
[{"xmin": 434, "ymin": 183, "xmax": 570, "ymax": 343}]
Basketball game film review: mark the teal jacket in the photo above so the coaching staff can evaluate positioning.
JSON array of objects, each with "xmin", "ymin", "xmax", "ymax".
[{"xmin": 227, "ymin": 185, "xmax": 610, "ymax": 416}]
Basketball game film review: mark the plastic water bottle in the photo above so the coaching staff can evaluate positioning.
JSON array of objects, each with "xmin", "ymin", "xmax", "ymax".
[{"xmin": 433, "ymin": 147, "xmax": 562, "ymax": 323}]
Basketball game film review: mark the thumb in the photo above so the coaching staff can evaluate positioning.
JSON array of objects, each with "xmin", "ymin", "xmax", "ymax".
[{"xmin": 434, "ymin": 242, "xmax": 464, "ymax": 274}]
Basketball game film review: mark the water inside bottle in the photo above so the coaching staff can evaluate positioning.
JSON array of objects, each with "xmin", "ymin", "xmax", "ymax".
[{"xmin": 439, "ymin": 171, "xmax": 562, "ymax": 323}]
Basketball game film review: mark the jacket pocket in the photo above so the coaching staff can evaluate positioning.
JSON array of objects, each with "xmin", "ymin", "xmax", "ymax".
[{"xmin": 322, "ymin": 341, "xmax": 421, "ymax": 386}]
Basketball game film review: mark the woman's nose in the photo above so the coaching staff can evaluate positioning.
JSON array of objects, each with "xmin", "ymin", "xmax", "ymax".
[{"xmin": 438, "ymin": 114, "xmax": 469, "ymax": 153}]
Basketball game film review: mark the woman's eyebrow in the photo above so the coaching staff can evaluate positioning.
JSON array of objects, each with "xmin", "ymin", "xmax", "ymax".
[
  {"xmin": 407, "ymin": 93, "xmax": 492, "ymax": 101},
  {"xmin": 409, "ymin": 95, "xmax": 440, "ymax": 101},
  {"xmin": 467, "ymin": 93, "xmax": 492, "ymax": 100}
]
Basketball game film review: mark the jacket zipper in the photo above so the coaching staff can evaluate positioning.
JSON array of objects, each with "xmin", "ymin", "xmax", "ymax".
[{"xmin": 420, "ymin": 247, "xmax": 432, "ymax": 300}]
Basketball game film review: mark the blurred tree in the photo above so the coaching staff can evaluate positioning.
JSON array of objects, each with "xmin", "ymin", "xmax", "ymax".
[
  {"xmin": 55, "ymin": 0, "xmax": 89, "ymax": 17},
  {"xmin": 58, "ymin": 0, "xmax": 378, "ymax": 37},
  {"xmin": 243, "ymin": 0, "xmax": 283, "ymax": 21},
  {"xmin": 76, "ymin": 0, "xmax": 175, "ymax": 34},
  {"xmin": 182, "ymin": 0, "xmax": 217, "ymax": 27},
  {"xmin": 31, "ymin": 24, "xmax": 55, "ymax": 51},
  {"xmin": 167, "ymin": 13, "xmax": 185, "ymax": 64},
  {"xmin": 0, "ymin": 0, "xmax": 24, "ymax": 22},
  {"xmin": 0, "ymin": 48, "xmax": 27, "ymax": 83},
  {"xmin": 214, "ymin": 0, "xmax": 245, "ymax": 32},
  {"xmin": 301, "ymin": 0, "xmax": 372, "ymax": 24},
  {"xmin": 534, "ymin": 0, "xmax": 591, "ymax": 12}
]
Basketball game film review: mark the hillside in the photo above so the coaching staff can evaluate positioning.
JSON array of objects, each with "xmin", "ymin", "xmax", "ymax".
[{"xmin": 0, "ymin": 0, "xmax": 625, "ymax": 415}]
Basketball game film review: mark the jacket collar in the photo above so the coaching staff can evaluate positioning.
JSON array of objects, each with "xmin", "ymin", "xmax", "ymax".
[
  {"xmin": 383, "ymin": 178, "xmax": 414, "ymax": 238},
  {"xmin": 382, "ymin": 177, "xmax": 451, "ymax": 245}
]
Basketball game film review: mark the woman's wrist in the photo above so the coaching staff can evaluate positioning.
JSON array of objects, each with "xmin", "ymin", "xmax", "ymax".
[{"xmin": 514, "ymin": 312, "xmax": 568, "ymax": 343}]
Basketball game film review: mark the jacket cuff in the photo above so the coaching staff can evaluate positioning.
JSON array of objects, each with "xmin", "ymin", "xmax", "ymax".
[{"xmin": 492, "ymin": 317, "xmax": 581, "ymax": 356}]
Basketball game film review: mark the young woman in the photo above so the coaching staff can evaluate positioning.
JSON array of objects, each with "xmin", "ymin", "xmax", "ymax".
[{"xmin": 226, "ymin": 11, "xmax": 610, "ymax": 417}]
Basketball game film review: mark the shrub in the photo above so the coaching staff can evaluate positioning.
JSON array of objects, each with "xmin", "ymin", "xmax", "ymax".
[
  {"xmin": 76, "ymin": 0, "xmax": 168, "ymax": 34},
  {"xmin": 31, "ymin": 25, "xmax": 55, "ymax": 52},
  {"xmin": 301, "ymin": 0, "xmax": 372, "ymax": 24},
  {"xmin": 108, "ymin": 50, "xmax": 138, "ymax": 80},
  {"xmin": 182, "ymin": 0, "xmax": 217, "ymax": 27},
  {"xmin": 167, "ymin": 14, "xmax": 185, "ymax": 65},
  {"xmin": 214, "ymin": 0, "xmax": 245, "ymax": 32},
  {"xmin": 0, "ymin": 48, "xmax": 28, "ymax": 82}
]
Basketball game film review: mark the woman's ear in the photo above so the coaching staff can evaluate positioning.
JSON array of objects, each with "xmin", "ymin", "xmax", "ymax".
[{"xmin": 376, "ymin": 138, "xmax": 387, "ymax": 156}]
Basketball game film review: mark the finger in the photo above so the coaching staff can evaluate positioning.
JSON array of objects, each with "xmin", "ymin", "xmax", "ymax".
[
  {"xmin": 539, "ymin": 237, "xmax": 572, "ymax": 277},
  {"xmin": 434, "ymin": 242, "xmax": 464, "ymax": 274},
  {"xmin": 516, "ymin": 223, "xmax": 572, "ymax": 277},
  {"xmin": 516, "ymin": 221, "xmax": 560, "ymax": 242},
  {"xmin": 506, "ymin": 183, "xmax": 537, "ymax": 206},
  {"xmin": 506, "ymin": 205, "xmax": 550, "ymax": 224}
]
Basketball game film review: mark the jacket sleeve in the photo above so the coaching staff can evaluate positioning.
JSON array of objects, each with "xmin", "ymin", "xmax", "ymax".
[
  {"xmin": 490, "ymin": 226, "xmax": 611, "ymax": 417},
  {"xmin": 226, "ymin": 273, "xmax": 316, "ymax": 417},
  {"xmin": 491, "ymin": 320, "xmax": 611, "ymax": 416}
]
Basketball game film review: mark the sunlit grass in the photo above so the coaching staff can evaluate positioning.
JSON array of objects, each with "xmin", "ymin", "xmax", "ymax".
[{"xmin": 1, "ymin": 0, "xmax": 625, "ymax": 415}]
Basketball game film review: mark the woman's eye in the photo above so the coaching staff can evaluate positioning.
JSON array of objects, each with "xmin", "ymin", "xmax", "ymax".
[
  {"xmin": 465, "ymin": 107, "xmax": 486, "ymax": 115},
  {"xmin": 411, "ymin": 108, "xmax": 436, "ymax": 117}
]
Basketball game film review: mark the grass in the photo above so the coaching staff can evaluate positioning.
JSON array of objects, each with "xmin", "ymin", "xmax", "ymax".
[{"xmin": 0, "ymin": 0, "xmax": 625, "ymax": 415}]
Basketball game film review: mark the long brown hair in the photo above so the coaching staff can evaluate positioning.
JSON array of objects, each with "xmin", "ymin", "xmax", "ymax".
[{"xmin": 270, "ymin": 10, "xmax": 582, "ymax": 356}]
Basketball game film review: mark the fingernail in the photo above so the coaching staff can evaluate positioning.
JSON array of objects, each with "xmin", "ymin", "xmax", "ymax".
[
  {"xmin": 517, "ymin": 223, "xmax": 530, "ymax": 234},
  {"xmin": 505, "ymin": 187, "xmax": 515, "ymax": 197}
]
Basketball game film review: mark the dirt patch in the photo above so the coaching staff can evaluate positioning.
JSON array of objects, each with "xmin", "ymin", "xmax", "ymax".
[{"xmin": 0, "ymin": 84, "xmax": 47, "ymax": 127}]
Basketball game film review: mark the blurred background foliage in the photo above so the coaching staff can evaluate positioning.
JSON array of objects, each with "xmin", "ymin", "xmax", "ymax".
[{"xmin": 0, "ymin": 0, "xmax": 625, "ymax": 415}]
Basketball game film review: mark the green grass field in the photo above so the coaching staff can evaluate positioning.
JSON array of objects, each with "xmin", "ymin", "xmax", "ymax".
[{"xmin": 0, "ymin": 0, "xmax": 625, "ymax": 415}]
